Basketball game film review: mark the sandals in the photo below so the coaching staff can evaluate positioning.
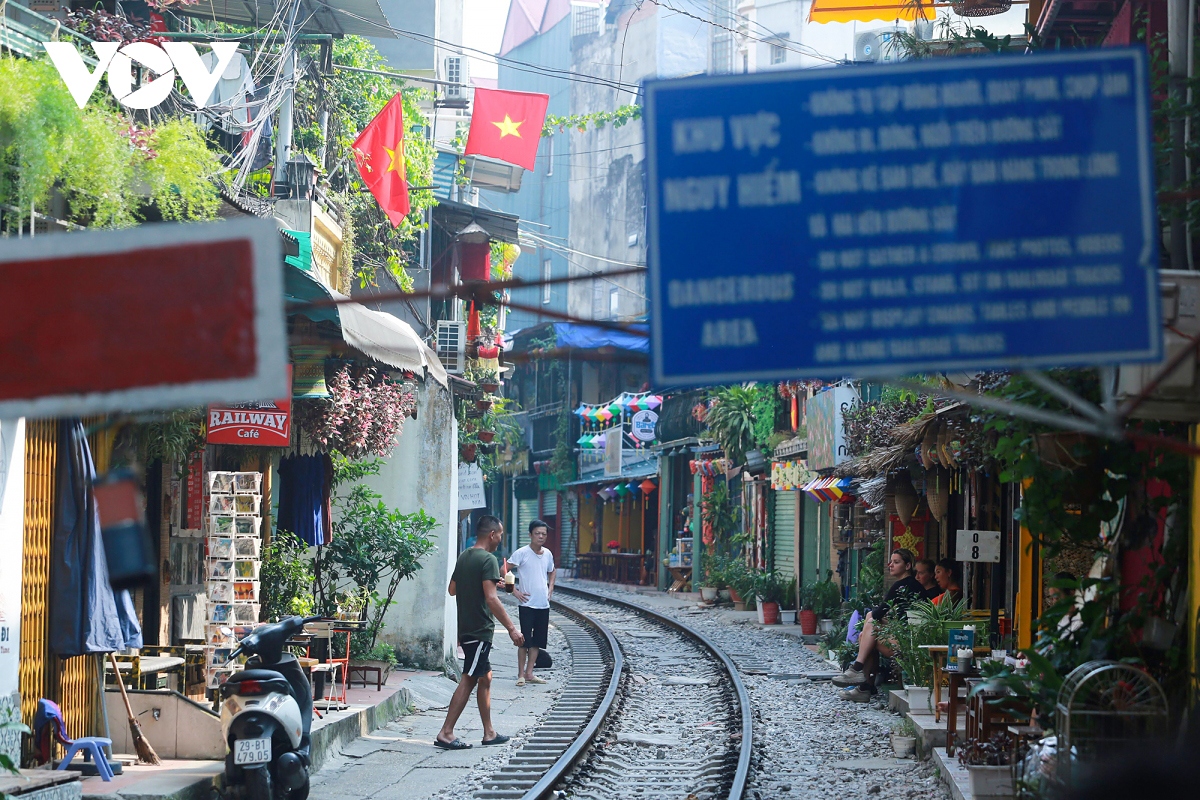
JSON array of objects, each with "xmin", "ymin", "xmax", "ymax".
[
  {"xmin": 481, "ymin": 734, "xmax": 510, "ymax": 746},
  {"xmin": 434, "ymin": 737, "xmax": 472, "ymax": 750}
]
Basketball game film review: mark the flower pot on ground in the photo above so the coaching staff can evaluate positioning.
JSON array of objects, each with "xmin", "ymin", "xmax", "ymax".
[
  {"xmin": 733, "ymin": 600, "xmax": 747, "ymax": 612},
  {"xmin": 718, "ymin": 589, "xmax": 731, "ymax": 603},
  {"xmin": 967, "ymin": 766, "xmax": 1014, "ymax": 799},
  {"xmin": 797, "ymin": 609, "xmax": 818, "ymax": 635},
  {"xmin": 905, "ymin": 686, "xmax": 933, "ymax": 716},
  {"xmin": 757, "ymin": 601, "xmax": 780, "ymax": 624},
  {"xmin": 728, "ymin": 587, "xmax": 743, "ymax": 604},
  {"xmin": 700, "ymin": 586, "xmax": 718, "ymax": 603},
  {"xmin": 891, "ymin": 734, "xmax": 917, "ymax": 759},
  {"xmin": 780, "ymin": 609, "xmax": 797, "ymax": 625},
  {"xmin": 818, "ymin": 618, "xmax": 834, "ymax": 635}
]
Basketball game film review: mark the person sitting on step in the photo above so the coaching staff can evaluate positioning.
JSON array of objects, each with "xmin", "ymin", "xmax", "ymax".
[{"xmin": 833, "ymin": 548, "xmax": 924, "ymax": 702}]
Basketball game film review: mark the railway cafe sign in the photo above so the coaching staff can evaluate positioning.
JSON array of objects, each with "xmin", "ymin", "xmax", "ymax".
[
  {"xmin": 43, "ymin": 41, "xmax": 239, "ymax": 109},
  {"xmin": 644, "ymin": 49, "xmax": 1162, "ymax": 385}
]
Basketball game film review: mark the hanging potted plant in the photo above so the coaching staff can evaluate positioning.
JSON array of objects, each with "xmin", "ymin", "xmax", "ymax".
[
  {"xmin": 478, "ymin": 429, "xmax": 496, "ymax": 443},
  {"xmin": 461, "ymin": 443, "xmax": 478, "ymax": 463},
  {"xmin": 476, "ymin": 396, "xmax": 493, "ymax": 411}
]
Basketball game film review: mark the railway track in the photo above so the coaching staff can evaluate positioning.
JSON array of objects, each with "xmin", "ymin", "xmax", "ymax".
[{"xmin": 473, "ymin": 585, "xmax": 752, "ymax": 800}]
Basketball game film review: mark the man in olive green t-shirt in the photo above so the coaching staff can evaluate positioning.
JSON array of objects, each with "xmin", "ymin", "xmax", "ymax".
[{"xmin": 435, "ymin": 515, "xmax": 524, "ymax": 750}]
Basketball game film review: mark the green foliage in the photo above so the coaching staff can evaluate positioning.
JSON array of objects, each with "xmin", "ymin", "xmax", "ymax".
[
  {"xmin": 752, "ymin": 570, "xmax": 790, "ymax": 604},
  {"xmin": 542, "ymin": 104, "xmax": 641, "ymax": 136},
  {"xmin": 892, "ymin": 717, "xmax": 918, "ymax": 738},
  {"xmin": 292, "ymin": 36, "xmax": 437, "ymax": 291},
  {"xmin": 855, "ymin": 538, "xmax": 887, "ymax": 608},
  {"xmin": 260, "ymin": 533, "xmax": 315, "ymax": 622},
  {"xmin": 359, "ymin": 641, "xmax": 399, "ymax": 666},
  {"xmin": 0, "ymin": 57, "xmax": 217, "ymax": 227},
  {"xmin": 701, "ymin": 481, "xmax": 740, "ymax": 546},
  {"xmin": 803, "ymin": 575, "xmax": 843, "ymax": 617},
  {"xmin": 750, "ymin": 385, "xmax": 780, "ymax": 448},
  {"xmin": 138, "ymin": 409, "xmax": 206, "ymax": 476},
  {"xmin": 876, "ymin": 597, "xmax": 976, "ymax": 688},
  {"xmin": 704, "ymin": 385, "xmax": 758, "ymax": 464},
  {"xmin": 315, "ymin": 476, "xmax": 438, "ymax": 649},
  {"xmin": 143, "ymin": 119, "xmax": 222, "ymax": 220}
]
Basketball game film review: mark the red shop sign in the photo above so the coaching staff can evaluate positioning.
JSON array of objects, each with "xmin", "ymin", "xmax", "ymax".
[{"xmin": 207, "ymin": 366, "xmax": 292, "ymax": 446}]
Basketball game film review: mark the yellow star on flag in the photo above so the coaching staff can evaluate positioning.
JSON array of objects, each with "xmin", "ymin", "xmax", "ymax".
[
  {"xmin": 492, "ymin": 114, "xmax": 523, "ymax": 138},
  {"xmin": 382, "ymin": 140, "xmax": 405, "ymax": 174}
]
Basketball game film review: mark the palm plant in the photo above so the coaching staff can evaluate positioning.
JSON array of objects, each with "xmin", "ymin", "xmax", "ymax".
[{"xmin": 704, "ymin": 385, "xmax": 758, "ymax": 464}]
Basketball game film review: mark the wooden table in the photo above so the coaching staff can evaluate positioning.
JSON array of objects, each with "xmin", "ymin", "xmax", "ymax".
[
  {"xmin": 920, "ymin": 645, "xmax": 991, "ymax": 722},
  {"xmin": 945, "ymin": 669, "xmax": 981, "ymax": 755}
]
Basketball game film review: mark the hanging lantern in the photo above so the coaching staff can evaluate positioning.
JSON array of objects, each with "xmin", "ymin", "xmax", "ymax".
[
  {"xmin": 597, "ymin": 408, "xmax": 613, "ymax": 422},
  {"xmin": 466, "ymin": 301, "xmax": 482, "ymax": 342},
  {"xmin": 627, "ymin": 482, "xmax": 638, "ymax": 495},
  {"xmin": 608, "ymin": 402, "xmax": 622, "ymax": 416},
  {"xmin": 646, "ymin": 395, "xmax": 662, "ymax": 410},
  {"xmin": 614, "ymin": 483, "xmax": 629, "ymax": 497},
  {"xmin": 455, "ymin": 222, "xmax": 491, "ymax": 282},
  {"xmin": 640, "ymin": 478, "xmax": 657, "ymax": 493},
  {"xmin": 577, "ymin": 435, "xmax": 591, "ymax": 448},
  {"xmin": 576, "ymin": 405, "xmax": 589, "ymax": 417}
]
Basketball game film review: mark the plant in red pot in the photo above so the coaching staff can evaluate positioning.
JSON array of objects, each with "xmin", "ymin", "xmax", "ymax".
[
  {"xmin": 478, "ymin": 430, "xmax": 496, "ymax": 443},
  {"xmin": 753, "ymin": 570, "xmax": 786, "ymax": 625},
  {"xmin": 797, "ymin": 582, "xmax": 817, "ymax": 634}
]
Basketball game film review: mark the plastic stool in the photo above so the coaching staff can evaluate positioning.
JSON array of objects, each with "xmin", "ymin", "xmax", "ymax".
[{"xmin": 34, "ymin": 699, "xmax": 114, "ymax": 781}]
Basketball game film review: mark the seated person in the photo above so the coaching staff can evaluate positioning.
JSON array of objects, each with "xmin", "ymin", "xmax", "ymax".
[
  {"xmin": 915, "ymin": 558, "xmax": 939, "ymax": 599},
  {"xmin": 931, "ymin": 558, "xmax": 964, "ymax": 606},
  {"xmin": 833, "ymin": 548, "xmax": 924, "ymax": 702}
]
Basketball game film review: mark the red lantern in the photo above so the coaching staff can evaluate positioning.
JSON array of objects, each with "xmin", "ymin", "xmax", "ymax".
[
  {"xmin": 640, "ymin": 478, "xmax": 657, "ymax": 494},
  {"xmin": 456, "ymin": 222, "xmax": 491, "ymax": 283}
]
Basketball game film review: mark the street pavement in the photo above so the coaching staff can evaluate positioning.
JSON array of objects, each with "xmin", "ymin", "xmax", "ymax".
[{"xmin": 309, "ymin": 610, "xmax": 567, "ymax": 800}]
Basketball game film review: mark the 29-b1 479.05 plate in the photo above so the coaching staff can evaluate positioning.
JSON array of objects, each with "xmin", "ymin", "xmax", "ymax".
[{"xmin": 233, "ymin": 738, "xmax": 271, "ymax": 765}]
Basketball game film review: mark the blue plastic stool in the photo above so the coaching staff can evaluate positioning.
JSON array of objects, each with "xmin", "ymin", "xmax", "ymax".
[{"xmin": 34, "ymin": 699, "xmax": 114, "ymax": 781}]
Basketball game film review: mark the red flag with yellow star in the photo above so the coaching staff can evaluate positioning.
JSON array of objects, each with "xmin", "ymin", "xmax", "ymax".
[
  {"xmin": 353, "ymin": 93, "xmax": 410, "ymax": 226},
  {"xmin": 464, "ymin": 87, "xmax": 550, "ymax": 171}
]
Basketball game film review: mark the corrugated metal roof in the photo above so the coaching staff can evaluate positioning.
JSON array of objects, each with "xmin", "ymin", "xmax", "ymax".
[{"xmin": 175, "ymin": 0, "xmax": 395, "ymax": 38}]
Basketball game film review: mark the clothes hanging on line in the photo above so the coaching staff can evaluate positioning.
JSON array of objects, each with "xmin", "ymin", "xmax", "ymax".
[{"xmin": 277, "ymin": 453, "xmax": 333, "ymax": 546}]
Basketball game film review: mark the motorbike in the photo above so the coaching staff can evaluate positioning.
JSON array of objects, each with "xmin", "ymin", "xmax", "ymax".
[{"xmin": 219, "ymin": 615, "xmax": 321, "ymax": 800}]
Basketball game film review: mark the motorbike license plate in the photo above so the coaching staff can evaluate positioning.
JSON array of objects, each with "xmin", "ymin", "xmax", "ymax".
[{"xmin": 233, "ymin": 738, "xmax": 272, "ymax": 765}]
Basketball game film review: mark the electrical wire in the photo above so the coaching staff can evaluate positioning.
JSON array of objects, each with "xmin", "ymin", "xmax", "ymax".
[
  {"xmin": 649, "ymin": 0, "xmax": 843, "ymax": 65},
  {"xmin": 313, "ymin": 1, "xmax": 644, "ymax": 93}
]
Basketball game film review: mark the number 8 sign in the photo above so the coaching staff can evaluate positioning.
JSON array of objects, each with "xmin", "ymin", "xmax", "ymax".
[{"xmin": 956, "ymin": 530, "xmax": 1001, "ymax": 563}]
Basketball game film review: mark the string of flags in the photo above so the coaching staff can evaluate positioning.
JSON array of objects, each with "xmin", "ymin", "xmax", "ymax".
[
  {"xmin": 574, "ymin": 392, "xmax": 662, "ymax": 422},
  {"xmin": 581, "ymin": 478, "xmax": 658, "ymax": 501}
]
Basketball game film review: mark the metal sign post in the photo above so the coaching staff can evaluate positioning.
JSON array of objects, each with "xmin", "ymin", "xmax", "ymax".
[{"xmin": 645, "ymin": 49, "xmax": 1161, "ymax": 386}]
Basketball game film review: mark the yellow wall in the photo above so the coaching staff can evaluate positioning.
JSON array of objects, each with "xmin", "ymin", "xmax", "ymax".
[{"xmin": 578, "ymin": 494, "xmax": 650, "ymax": 554}]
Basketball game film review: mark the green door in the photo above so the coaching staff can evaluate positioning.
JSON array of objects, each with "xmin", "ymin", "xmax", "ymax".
[{"xmin": 773, "ymin": 490, "xmax": 797, "ymax": 579}]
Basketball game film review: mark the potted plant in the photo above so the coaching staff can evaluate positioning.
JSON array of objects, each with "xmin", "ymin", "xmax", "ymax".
[
  {"xmin": 779, "ymin": 577, "xmax": 798, "ymax": 625},
  {"xmin": 891, "ymin": 718, "xmax": 918, "ymax": 759},
  {"xmin": 351, "ymin": 641, "xmax": 399, "ymax": 685},
  {"xmin": 725, "ymin": 558, "xmax": 753, "ymax": 610},
  {"xmin": 461, "ymin": 442, "xmax": 478, "ymax": 463},
  {"xmin": 753, "ymin": 570, "xmax": 785, "ymax": 625},
  {"xmin": 606, "ymin": 539, "xmax": 620, "ymax": 554},
  {"xmin": 809, "ymin": 575, "xmax": 842, "ymax": 631},
  {"xmin": 797, "ymin": 583, "xmax": 817, "ymax": 634},
  {"xmin": 958, "ymin": 736, "xmax": 1015, "ymax": 799},
  {"xmin": 478, "ymin": 429, "xmax": 496, "ymax": 443}
]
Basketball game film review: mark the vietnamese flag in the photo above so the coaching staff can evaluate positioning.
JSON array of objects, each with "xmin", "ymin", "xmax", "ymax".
[
  {"xmin": 464, "ymin": 87, "xmax": 550, "ymax": 171},
  {"xmin": 353, "ymin": 92, "xmax": 410, "ymax": 226}
]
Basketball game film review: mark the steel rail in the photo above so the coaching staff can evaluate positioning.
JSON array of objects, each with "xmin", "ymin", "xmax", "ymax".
[
  {"xmin": 553, "ymin": 585, "xmax": 753, "ymax": 800},
  {"xmin": 512, "ymin": 599, "xmax": 624, "ymax": 800}
]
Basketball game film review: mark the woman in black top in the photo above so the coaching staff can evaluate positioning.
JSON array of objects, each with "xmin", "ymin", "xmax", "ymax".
[{"xmin": 833, "ymin": 548, "xmax": 922, "ymax": 701}]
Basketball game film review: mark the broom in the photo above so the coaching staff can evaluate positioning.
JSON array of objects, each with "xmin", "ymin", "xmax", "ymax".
[{"xmin": 108, "ymin": 653, "xmax": 161, "ymax": 765}]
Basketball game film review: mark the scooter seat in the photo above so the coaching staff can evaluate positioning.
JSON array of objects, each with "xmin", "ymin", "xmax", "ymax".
[{"xmin": 221, "ymin": 669, "xmax": 291, "ymax": 697}]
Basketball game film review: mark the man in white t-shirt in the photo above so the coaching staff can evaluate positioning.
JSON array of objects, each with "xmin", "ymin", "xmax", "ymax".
[{"xmin": 508, "ymin": 519, "xmax": 556, "ymax": 686}]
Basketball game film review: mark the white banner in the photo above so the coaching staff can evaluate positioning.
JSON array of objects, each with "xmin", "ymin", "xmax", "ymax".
[
  {"xmin": 604, "ymin": 428, "xmax": 622, "ymax": 477},
  {"xmin": 458, "ymin": 463, "xmax": 487, "ymax": 510},
  {"xmin": 0, "ymin": 419, "xmax": 26, "ymax": 757}
]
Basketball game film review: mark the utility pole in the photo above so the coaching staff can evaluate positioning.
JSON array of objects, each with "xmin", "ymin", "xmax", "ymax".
[{"xmin": 275, "ymin": 0, "xmax": 302, "ymax": 189}]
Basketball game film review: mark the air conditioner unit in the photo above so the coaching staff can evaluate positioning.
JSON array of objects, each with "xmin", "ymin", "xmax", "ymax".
[
  {"xmin": 444, "ymin": 56, "xmax": 468, "ymax": 102},
  {"xmin": 436, "ymin": 320, "xmax": 466, "ymax": 374},
  {"xmin": 854, "ymin": 31, "xmax": 882, "ymax": 63}
]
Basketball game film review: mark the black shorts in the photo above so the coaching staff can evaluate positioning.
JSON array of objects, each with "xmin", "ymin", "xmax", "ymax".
[
  {"xmin": 518, "ymin": 607, "xmax": 550, "ymax": 650},
  {"xmin": 460, "ymin": 638, "xmax": 493, "ymax": 678}
]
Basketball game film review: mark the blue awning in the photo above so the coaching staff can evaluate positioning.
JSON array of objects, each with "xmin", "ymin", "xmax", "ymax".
[{"xmin": 553, "ymin": 322, "xmax": 648, "ymax": 353}]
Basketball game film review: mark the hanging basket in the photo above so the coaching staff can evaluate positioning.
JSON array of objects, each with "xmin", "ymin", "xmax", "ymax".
[
  {"xmin": 891, "ymin": 472, "xmax": 919, "ymax": 526},
  {"xmin": 478, "ymin": 430, "xmax": 496, "ymax": 443},
  {"xmin": 920, "ymin": 423, "xmax": 939, "ymax": 470},
  {"xmin": 926, "ymin": 466, "xmax": 949, "ymax": 522},
  {"xmin": 952, "ymin": 0, "xmax": 1011, "ymax": 15}
]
